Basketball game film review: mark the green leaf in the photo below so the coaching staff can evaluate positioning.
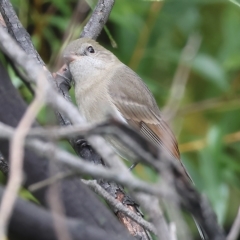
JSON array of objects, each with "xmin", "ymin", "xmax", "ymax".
[
  {"xmin": 7, "ymin": 65, "xmax": 23, "ymax": 88},
  {"xmin": 20, "ymin": 188, "xmax": 40, "ymax": 204}
]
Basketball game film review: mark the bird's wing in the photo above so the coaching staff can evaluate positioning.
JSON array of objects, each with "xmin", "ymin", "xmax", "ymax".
[{"xmin": 107, "ymin": 64, "xmax": 180, "ymax": 160}]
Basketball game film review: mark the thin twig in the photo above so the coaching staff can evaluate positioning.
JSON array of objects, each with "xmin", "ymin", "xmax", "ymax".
[
  {"xmin": 163, "ymin": 33, "xmax": 202, "ymax": 121},
  {"xmin": 135, "ymin": 193, "xmax": 172, "ymax": 240},
  {"xmin": 0, "ymin": 75, "xmax": 45, "ymax": 237},
  {"xmin": 83, "ymin": 179, "xmax": 157, "ymax": 234},
  {"xmin": 29, "ymin": 172, "xmax": 74, "ymax": 192},
  {"xmin": 0, "ymin": 122, "xmax": 169, "ymax": 199},
  {"xmin": 20, "ymin": 123, "xmax": 240, "ymax": 153},
  {"xmin": 28, "ymin": 123, "xmax": 93, "ymax": 139},
  {"xmin": 28, "ymin": 164, "xmax": 161, "ymax": 237},
  {"xmin": 47, "ymin": 161, "xmax": 72, "ymax": 240},
  {"xmin": 30, "ymin": 173, "xmax": 158, "ymax": 235},
  {"xmin": 227, "ymin": 207, "xmax": 240, "ymax": 240}
]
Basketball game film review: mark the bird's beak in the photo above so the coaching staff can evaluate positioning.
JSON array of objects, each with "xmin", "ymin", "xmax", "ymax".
[{"xmin": 63, "ymin": 52, "xmax": 79, "ymax": 65}]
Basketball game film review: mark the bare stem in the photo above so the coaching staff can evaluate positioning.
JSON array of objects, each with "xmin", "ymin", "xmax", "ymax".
[{"xmin": 0, "ymin": 76, "xmax": 45, "ymax": 237}]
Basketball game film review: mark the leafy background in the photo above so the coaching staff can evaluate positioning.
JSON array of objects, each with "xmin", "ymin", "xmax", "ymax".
[{"xmin": 2, "ymin": 0, "xmax": 240, "ymax": 239}]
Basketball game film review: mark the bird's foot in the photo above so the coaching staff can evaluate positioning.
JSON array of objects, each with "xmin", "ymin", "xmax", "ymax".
[{"xmin": 76, "ymin": 139, "xmax": 90, "ymax": 148}]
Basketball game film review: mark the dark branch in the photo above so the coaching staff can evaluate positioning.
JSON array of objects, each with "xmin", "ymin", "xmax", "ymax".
[
  {"xmin": 80, "ymin": 0, "xmax": 115, "ymax": 39},
  {"xmin": 0, "ymin": 185, "xmax": 133, "ymax": 240}
]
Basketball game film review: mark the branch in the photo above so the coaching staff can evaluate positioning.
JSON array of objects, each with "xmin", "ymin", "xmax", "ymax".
[
  {"xmin": 163, "ymin": 33, "xmax": 201, "ymax": 121},
  {"xmin": 227, "ymin": 207, "xmax": 240, "ymax": 240},
  {"xmin": 0, "ymin": 122, "xmax": 168, "ymax": 198},
  {"xmin": 29, "ymin": 173, "xmax": 155, "ymax": 238},
  {"xmin": 80, "ymin": 0, "xmax": 115, "ymax": 39},
  {"xmin": 0, "ymin": 116, "xmax": 226, "ymax": 239},
  {"xmin": 0, "ymin": 185, "xmax": 133, "ymax": 240},
  {"xmin": 135, "ymin": 193, "xmax": 172, "ymax": 240},
  {"xmin": 83, "ymin": 180, "xmax": 156, "ymax": 234},
  {"xmin": 85, "ymin": 118, "xmax": 226, "ymax": 240},
  {"xmin": 0, "ymin": 73, "xmax": 45, "ymax": 237}
]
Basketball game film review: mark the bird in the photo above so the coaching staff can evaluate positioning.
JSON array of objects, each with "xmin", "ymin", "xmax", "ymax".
[
  {"xmin": 63, "ymin": 38, "xmax": 183, "ymax": 164},
  {"xmin": 63, "ymin": 38, "xmax": 206, "ymax": 240}
]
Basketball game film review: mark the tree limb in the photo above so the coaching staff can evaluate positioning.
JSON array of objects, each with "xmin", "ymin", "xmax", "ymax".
[
  {"xmin": 0, "ymin": 185, "xmax": 133, "ymax": 240},
  {"xmin": 80, "ymin": 0, "xmax": 115, "ymax": 39}
]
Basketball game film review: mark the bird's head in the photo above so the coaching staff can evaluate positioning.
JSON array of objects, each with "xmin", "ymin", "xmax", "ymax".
[{"xmin": 63, "ymin": 38, "xmax": 118, "ymax": 83}]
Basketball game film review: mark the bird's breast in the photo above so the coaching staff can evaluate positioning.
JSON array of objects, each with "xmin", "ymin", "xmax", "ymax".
[{"xmin": 74, "ymin": 78, "xmax": 123, "ymax": 124}]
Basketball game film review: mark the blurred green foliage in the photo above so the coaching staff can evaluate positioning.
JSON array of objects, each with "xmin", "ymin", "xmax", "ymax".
[{"xmin": 4, "ymin": 0, "xmax": 240, "ymax": 238}]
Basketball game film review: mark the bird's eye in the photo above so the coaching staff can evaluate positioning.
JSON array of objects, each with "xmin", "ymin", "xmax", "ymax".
[{"xmin": 87, "ymin": 46, "xmax": 95, "ymax": 53}]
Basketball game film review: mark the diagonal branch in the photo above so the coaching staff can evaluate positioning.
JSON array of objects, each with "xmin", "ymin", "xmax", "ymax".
[
  {"xmin": 0, "ymin": 122, "xmax": 169, "ymax": 199},
  {"xmin": 83, "ymin": 179, "xmax": 156, "ymax": 234},
  {"xmin": 80, "ymin": 0, "xmax": 115, "ymax": 40}
]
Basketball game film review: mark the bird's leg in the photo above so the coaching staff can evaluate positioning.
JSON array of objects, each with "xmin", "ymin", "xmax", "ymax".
[{"xmin": 76, "ymin": 139, "xmax": 91, "ymax": 148}]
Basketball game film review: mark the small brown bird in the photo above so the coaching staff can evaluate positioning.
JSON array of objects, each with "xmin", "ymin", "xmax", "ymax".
[
  {"xmin": 63, "ymin": 38, "xmax": 206, "ymax": 240},
  {"xmin": 63, "ymin": 38, "xmax": 181, "ymax": 162}
]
